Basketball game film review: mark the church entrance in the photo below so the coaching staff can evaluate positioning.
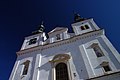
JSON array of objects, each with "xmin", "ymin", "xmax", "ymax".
[{"xmin": 55, "ymin": 63, "xmax": 69, "ymax": 80}]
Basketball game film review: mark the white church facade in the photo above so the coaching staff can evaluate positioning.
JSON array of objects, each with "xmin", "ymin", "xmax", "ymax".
[{"xmin": 9, "ymin": 14, "xmax": 120, "ymax": 80}]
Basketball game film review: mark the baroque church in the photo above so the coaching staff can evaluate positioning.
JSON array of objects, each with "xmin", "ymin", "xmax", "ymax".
[{"xmin": 9, "ymin": 14, "xmax": 120, "ymax": 80}]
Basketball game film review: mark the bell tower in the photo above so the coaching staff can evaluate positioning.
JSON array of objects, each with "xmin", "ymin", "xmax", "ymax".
[
  {"xmin": 21, "ymin": 22, "xmax": 47, "ymax": 50},
  {"xmin": 72, "ymin": 14, "xmax": 100, "ymax": 35},
  {"xmin": 9, "ymin": 22, "xmax": 48, "ymax": 80},
  {"xmin": 71, "ymin": 13, "xmax": 120, "ymax": 79}
]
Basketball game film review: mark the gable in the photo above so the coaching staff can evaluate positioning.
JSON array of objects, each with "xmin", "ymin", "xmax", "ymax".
[{"xmin": 48, "ymin": 27, "xmax": 68, "ymax": 35}]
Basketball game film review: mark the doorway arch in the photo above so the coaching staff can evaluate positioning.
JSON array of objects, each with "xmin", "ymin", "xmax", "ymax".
[{"xmin": 55, "ymin": 63, "xmax": 69, "ymax": 80}]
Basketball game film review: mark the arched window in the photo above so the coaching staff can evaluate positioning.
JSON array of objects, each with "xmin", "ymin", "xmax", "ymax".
[
  {"xmin": 49, "ymin": 54, "xmax": 71, "ymax": 80},
  {"xmin": 85, "ymin": 25, "xmax": 89, "ymax": 29},
  {"xmin": 81, "ymin": 26, "xmax": 85, "ymax": 30},
  {"xmin": 55, "ymin": 63, "xmax": 69, "ymax": 80},
  {"xmin": 22, "ymin": 60, "xmax": 30, "ymax": 75},
  {"xmin": 80, "ymin": 25, "xmax": 90, "ymax": 30},
  {"xmin": 91, "ymin": 43, "xmax": 104, "ymax": 57},
  {"xmin": 100, "ymin": 62, "xmax": 111, "ymax": 72},
  {"xmin": 56, "ymin": 34, "xmax": 61, "ymax": 40},
  {"xmin": 28, "ymin": 38, "xmax": 37, "ymax": 45}
]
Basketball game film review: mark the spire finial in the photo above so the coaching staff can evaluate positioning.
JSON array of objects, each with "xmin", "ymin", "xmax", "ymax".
[
  {"xmin": 32, "ymin": 21, "xmax": 45, "ymax": 34},
  {"xmin": 41, "ymin": 21, "xmax": 44, "ymax": 25},
  {"xmin": 38, "ymin": 21, "xmax": 45, "ymax": 32},
  {"xmin": 74, "ymin": 13, "xmax": 86, "ymax": 22}
]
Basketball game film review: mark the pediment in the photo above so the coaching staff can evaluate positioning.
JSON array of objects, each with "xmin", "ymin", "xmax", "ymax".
[
  {"xmin": 48, "ymin": 27, "xmax": 68, "ymax": 35},
  {"xmin": 100, "ymin": 61, "xmax": 109, "ymax": 66},
  {"xmin": 50, "ymin": 54, "xmax": 70, "ymax": 63}
]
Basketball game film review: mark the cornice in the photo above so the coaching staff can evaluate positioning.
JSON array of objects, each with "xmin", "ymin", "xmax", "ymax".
[
  {"xmin": 87, "ymin": 70, "xmax": 120, "ymax": 80},
  {"xmin": 48, "ymin": 28, "xmax": 68, "ymax": 35},
  {"xmin": 25, "ymin": 32, "xmax": 44, "ymax": 39},
  {"xmin": 71, "ymin": 18, "xmax": 93, "ymax": 26},
  {"xmin": 17, "ymin": 29, "xmax": 104, "ymax": 56}
]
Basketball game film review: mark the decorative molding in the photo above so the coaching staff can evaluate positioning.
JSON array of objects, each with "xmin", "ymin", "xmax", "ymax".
[
  {"xmin": 49, "ymin": 54, "xmax": 70, "ymax": 63},
  {"xmin": 86, "ymin": 71, "xmax": 120, "ymax": 80},
  {"xmin": 48, "ymin": 27, "xmax": 68, "ymax": 35},
  {"xmin": 17, "ymin": 29, "xmax": 104, "ymax": 56},
  {"xmin": 100, "ymin": 61, "xmax": 109, "ymax": 66},
  {"xmin": 49, "ymin": 54, "xmax": 71, "ymax": 80}
]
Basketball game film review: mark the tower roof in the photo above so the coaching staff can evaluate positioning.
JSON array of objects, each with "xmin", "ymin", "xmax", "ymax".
[
  {"xmin": 74, "ymin": 13, "xmax": 86, "ymax": 22},
  {"xmin": 32, "ymin": 21, "xmax": 45, "ymax": 35}
]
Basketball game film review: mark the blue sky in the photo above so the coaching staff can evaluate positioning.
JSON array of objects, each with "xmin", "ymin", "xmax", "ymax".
[{"xmin": 0, "ymin": 0, "xmax": 120, "ymax": 80}]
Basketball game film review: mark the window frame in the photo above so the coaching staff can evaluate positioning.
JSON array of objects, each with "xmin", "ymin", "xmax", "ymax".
[
  {"xmin": 81, "ymin": 26, "xmax": 85, "ymax": 30},
  {"xmin": 28, "ymin": 38, "xmax": 37, "ymax": 45},
  {"xmin": 100, "ymin": 62, "xmax": 112, "ymax": 73},
  {"xmin": 55, "ymin": 62, "xmax": 69, "ymax": 80},
  {"xmin": 102, "ymin": 65, "xmax": 111, "ymax": 72},
  {"xmin": 56, "ymin": 34, "xmax": 61, "ymax": 40},
  {"xmin": 85, "ymin": 25, "xmax": 89, "ymax": 29},
  {"xmin": 80, "ymin": 24, "xmax": 90, "ymax": 30},
  {"xmin": 91, "ymin": 43, "xmax": 104, "ymax": 57},
  {"xmin": 49, "ymin": 54, "xmax": 72, "ymax": 80},
  {"xmin": 22, "ymin": 60, "xmax": 30, "ymax": 76}
]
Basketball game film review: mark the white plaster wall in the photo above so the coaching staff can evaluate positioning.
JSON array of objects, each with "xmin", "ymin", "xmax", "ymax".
[
  {"xmin": 10, "ymin": 30, "xmax": 120, "ymax": 80},
  {"xmin": 77, "ymin": 33, "xmax": 120, "ymax": 78},
  {"xmin": 72, "ymin": 19, "xmax": 100, "ymax": 35},
  {"xmin": 91, "ymin": 72, "xmax": 120, "ymax": 80},
  {"xmin": 21, "ymin": 32, "xmax": 47, "ymax": 50}
]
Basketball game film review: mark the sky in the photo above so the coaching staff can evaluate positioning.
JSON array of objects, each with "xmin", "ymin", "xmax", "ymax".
[{"xmin": 0, "ymin": 0, "xmax": 120, "ymax": 80}]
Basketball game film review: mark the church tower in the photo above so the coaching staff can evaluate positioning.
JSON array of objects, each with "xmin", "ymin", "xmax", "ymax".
[{"xmin": 9, "ymin": 14, "xmax": 120, "ymax": 80}]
